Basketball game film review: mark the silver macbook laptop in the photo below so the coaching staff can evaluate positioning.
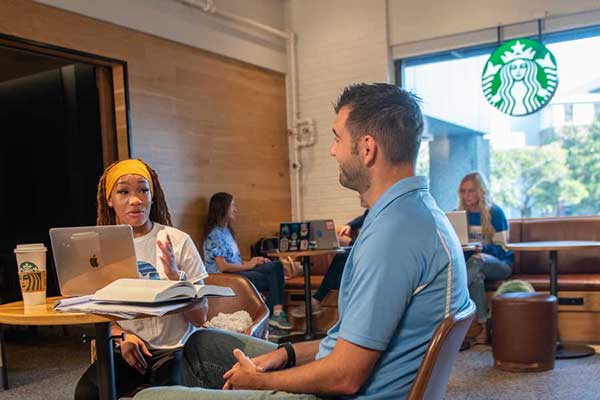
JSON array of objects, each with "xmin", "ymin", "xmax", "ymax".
[
  {"xmin": 308, "ymin": 219, "xmax": 340, "ymax": 250},
  {"xmin": 445, "ymin": 211, "xmax": 478, "ymax": 246},
  {"xmin": 49, "ymin": 225, "xmax": 139, "ymax": 296}
]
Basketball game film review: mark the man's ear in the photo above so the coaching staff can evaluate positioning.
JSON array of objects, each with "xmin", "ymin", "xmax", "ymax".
[{"xmin": 360, "ymin": 135, "xmax": 377, "ymax": 167}]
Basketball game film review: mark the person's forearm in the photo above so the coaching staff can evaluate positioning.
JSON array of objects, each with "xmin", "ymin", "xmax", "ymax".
[
  {"xmin": 219, "ymin": 261, "xmax": 249, "ymax": 272},
  {"xmin": 183, "ymin": 297, "xmax": 208, "ymax": 327},
  {"xmin": 292, "ymin": 340, "xmax": 321, "ymax": 366},
  {"xmin": 111, "ymin": 324, "xmax": 123, "ymax": 336},
  {"xmin": 253, "ymin": 352, "xmax": 360, "ymax": 395}
]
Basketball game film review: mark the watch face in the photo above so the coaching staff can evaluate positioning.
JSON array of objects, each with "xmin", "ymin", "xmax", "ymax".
[{"xmin": 179, "ymin": 270, "xmax": 187, "ymax": 281}]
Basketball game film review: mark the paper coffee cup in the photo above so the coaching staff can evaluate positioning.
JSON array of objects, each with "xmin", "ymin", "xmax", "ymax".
[{"xmin": 14, "ymin": 244, "xmax": 47, "ymax": 307}]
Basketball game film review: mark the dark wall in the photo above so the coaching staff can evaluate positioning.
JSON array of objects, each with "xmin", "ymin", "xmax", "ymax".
[{"xmin": 0, "ymin": 64, "xmax": 103, "ymax": 302}]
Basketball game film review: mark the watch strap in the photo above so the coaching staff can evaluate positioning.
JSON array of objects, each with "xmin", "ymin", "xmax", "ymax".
[{"xmin": 277, "ymin": 342, "xmax": 296, "ymax": 369}]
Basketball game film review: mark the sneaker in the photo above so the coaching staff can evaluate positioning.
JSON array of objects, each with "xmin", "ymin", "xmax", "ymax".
[
  {"xmin": 290, "ymin": 302, "xmax": 323, "ymax": 319},
  {"xmin": 269, "ymin": 312, "xmax": 292, "ymax": 330}
]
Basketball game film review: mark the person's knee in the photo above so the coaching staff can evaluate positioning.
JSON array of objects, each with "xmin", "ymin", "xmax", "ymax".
[
  {"xmin": 184, "ymin": 329, "xmax": 217, "ymax": 354},
  {"xmin": 466, "ymin": 257, "xmax": 484, "ymax": 283}
]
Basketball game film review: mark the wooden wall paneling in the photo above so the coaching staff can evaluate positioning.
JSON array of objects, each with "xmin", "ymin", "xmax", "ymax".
[
  {"xmin": 111, "ymin": 64, "xmax": 130, "ymax": 159},
  {"xmin": 95, "ymin": 66, "xmax": 118, "ymax": 167},
  {"xmin": 0, "ymin": 0, "xmax": 291, "ymax": 256}
]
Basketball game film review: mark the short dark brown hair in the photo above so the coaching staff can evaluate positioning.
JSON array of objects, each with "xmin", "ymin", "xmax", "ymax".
[{"xmin": 335, "ymin": 83, "xmax": 424, "ymax": 165}]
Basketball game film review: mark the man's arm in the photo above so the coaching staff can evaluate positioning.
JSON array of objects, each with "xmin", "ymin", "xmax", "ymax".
[
  {"xmin": 224, "ymin": 338, "xmax": 381, "ymax": 395},
  {"xmin": 246, "ymin": 340, "xmax": 320, "ymax": 373}
]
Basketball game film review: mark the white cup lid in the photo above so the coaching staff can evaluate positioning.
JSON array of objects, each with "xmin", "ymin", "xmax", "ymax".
[{"xmin": 15, "ymin": 243, "xmax": 47, "ymax": 253}]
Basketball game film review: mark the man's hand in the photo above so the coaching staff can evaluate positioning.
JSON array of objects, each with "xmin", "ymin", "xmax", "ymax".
[
  {"xmin": 120, "ymin": 332, "xmax": 152, "ymax": 375},
  {"xmin": 338, "ymin": 225, "xmax": 352, "ymax": 239},
  {"xmin": 223, "ymin": 349, "xmax": 265, "ymax": 390},
  {"xmin": 224, "ymin": 347, "xmax": 288, "ymax": 385},
  {"xmin": 252, "ymin": 347, "xmax": 288, "ymax": 372},
  {"xmin": 157, "ymin": 234, "xmax": 180, "ymax": 280}
]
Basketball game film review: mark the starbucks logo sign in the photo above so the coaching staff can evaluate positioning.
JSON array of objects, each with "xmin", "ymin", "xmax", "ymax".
[{"xmin": 482, "ymin": 39, "xmax": 558, "ymax": 116}]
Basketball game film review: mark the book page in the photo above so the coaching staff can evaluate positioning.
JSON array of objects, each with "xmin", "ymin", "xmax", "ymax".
[
  {"xmin": 93, "ymin": 278, "xmax": 194, "ymax": 303},
  {"xmin": 194, "ymin": 284, "xmax": 235, "ymax": 298}
]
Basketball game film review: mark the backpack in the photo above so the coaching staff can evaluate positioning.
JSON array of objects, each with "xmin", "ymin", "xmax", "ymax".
[{"xmin": 250, "ymin": 237, "xmax": 279, "ymax": 258}]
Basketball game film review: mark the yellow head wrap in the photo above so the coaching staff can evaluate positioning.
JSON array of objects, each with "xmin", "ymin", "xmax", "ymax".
[{"xmin": 105, "ymin": 159, "xmax": 154, "ymax": 200}]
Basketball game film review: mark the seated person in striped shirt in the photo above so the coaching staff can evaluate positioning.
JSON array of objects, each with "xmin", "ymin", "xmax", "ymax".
[{"xmin": 459, "ymin": 171, "xmax": 514, "ymax": 344}]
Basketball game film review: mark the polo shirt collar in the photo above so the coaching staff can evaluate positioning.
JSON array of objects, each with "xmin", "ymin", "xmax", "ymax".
[{"xmin": 364, "ymin": 175, "xmax": 429, "ymax": 224}]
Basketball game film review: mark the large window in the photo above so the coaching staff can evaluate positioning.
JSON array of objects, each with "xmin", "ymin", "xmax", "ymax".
[{"xmin": 400, "ymin": 26, "xmax": 600, "ymax": 218}]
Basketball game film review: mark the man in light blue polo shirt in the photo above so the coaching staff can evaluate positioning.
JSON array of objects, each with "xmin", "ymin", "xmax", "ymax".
[{"xmin": 135, "ymin": 83, "xmax": 471, "ymax": 400}]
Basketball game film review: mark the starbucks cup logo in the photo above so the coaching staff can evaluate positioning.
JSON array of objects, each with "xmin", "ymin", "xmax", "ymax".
[
  {"xmin": 19, "ymin": 262, "xmax": 46, "ymax": 292},
  {"xmin": 19, "ymin": 261, "xmax": 39, "ymax": 272}
]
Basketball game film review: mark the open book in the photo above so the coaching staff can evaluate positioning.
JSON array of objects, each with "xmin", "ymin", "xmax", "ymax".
[{"xmin": 92, "ymin": 278, "xmax": 235, "ymax": 304}]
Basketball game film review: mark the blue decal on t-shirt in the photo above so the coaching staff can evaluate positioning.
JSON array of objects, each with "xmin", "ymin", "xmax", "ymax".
[{"xmin": 137, "ymin": 261, "xmax": 160, "ymax": 280}]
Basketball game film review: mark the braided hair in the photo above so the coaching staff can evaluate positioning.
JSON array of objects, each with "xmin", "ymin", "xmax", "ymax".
[{"xmin": 96, "ymin": 159, "xmax": 172, "ymax": 227}]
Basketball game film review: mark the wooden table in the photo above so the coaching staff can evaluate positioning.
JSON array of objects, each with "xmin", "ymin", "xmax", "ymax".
[
  {"xmin": 506, "ymin": 241, "xmax": 600, "ymax": 359},
  {"xmin": 0, "ymin": 297, "xmax": 117, "ymax": 399},
  {"xmin": 269, "ymin": 248, "xmax": 345, "ymax": 342}
]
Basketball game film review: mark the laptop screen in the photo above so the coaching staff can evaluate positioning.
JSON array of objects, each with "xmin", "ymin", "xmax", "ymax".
[{"xmin": 278, "ymin": 222, "xmax": 310, "ymax": 252}]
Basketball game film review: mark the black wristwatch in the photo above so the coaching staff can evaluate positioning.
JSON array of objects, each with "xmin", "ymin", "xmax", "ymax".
[{"xmin": 277, "ymin": 342, "xmax": 296, "ymax": 369}]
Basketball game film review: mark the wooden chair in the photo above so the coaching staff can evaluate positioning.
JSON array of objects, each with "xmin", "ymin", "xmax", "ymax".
[
  {"xmin": 408, "ymin": 300, "xmax": 475, "ymax": 400},
  {"xmin": 204, "ymin": 273, "xmax": 270, "ymax": 339}
]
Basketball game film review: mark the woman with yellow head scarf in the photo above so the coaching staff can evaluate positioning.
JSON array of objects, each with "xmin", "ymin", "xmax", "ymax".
[{"xmin": 75, "ymin": 159, "xmax": 208, "ymax": 400}]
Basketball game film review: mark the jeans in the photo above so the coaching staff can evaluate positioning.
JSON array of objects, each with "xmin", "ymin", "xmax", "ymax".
[
  {"xmin": 466, "ymin": 254, "xmax": 512, "ymax": 323},
  {"xmin": 132, "ymin": 328, "xmax": 322, "ymax": 400},
  {"xmin": 313, "ymin": 252, "xmax": 347, "ymax": 302},
  {"xmin": 234, "ymin": 261, "xmax": 285, "ymax": 313},
  {"xmin": 75, "ymin": 348, "xmax": 181, "ymax": 400}
]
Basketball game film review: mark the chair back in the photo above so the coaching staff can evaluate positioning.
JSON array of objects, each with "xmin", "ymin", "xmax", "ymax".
[
  {"xmin": 204, "ymin": 273, "xmax": 269, "ymax": 339},
  {"xmin": 408, "ymin": 300, "xmax": 475, "ymax": 400}
]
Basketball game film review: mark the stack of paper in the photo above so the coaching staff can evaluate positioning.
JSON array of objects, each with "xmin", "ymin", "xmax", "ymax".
[{"xmin": 53, "ymin": 295, "xmax": 192, "ymax": 319}]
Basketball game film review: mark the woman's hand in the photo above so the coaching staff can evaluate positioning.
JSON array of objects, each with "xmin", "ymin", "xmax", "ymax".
[
  {"xmin": 244, "ymin": 257, "xmax": 268, "ymax": 270},
  {"xmin": 119, "ymin": 332, "xmax": 152, "ymax": 375},
  {"xmin": 157, "ymin": 234, "xmax": 180, "ymax": 280}
]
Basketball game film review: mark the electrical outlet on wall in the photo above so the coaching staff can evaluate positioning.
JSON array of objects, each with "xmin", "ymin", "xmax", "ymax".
[{"xmin": 296, "ymin": 118, "xmax": 316, "ymax": 147}]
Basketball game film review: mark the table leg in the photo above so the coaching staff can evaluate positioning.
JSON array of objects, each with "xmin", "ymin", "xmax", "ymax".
[
  {"xmin": 549, "ymin": 250, "xmax": 558, "ymax": 297},
  {"xmin": 0, "ymin": 326, "xmax": 8, "ymax": 390},
  {"xmin": 94, "ymin": 322, "xmax": 116, "ymax": 400},
  {"xmin": 280, "ymin": 255, "xmax": 324, "ymax": 343},
  {"xmin": 549, "ymin": 251, "xmax": 596, "ymax": 359},
  {"xmin": 303, "ymin": 255, "xmax": 314, "ymax": 339}
]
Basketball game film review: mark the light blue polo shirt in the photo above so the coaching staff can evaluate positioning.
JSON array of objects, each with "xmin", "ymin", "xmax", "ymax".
[{"xmin": 316, "ymin": 176, "xmax": 471, "ymax": 399}]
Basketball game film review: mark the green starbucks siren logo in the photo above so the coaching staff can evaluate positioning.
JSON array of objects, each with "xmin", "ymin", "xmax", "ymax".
[{"xmin": 482, "ymin": 38, "xmax": 558, "ymax": 116}]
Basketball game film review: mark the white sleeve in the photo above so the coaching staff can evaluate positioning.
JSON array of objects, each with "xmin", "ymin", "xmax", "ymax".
[{"xmin": 177, "ymin": 235, "xmax": 208, "ymax": 283}]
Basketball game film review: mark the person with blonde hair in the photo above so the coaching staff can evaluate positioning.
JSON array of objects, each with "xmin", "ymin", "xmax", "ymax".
[
  {"xmin": 75, "ymin": 159, "xmax": 208, "ymax": 399},
  {"xmin": 458, "ymin": 171, "xmax": 513, "ymax": 344}
]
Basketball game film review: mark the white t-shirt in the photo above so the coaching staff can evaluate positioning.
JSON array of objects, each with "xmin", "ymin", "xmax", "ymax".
[{"xmin": 118, "ymin": 222, "xmax": 208, "ymax": 350}]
